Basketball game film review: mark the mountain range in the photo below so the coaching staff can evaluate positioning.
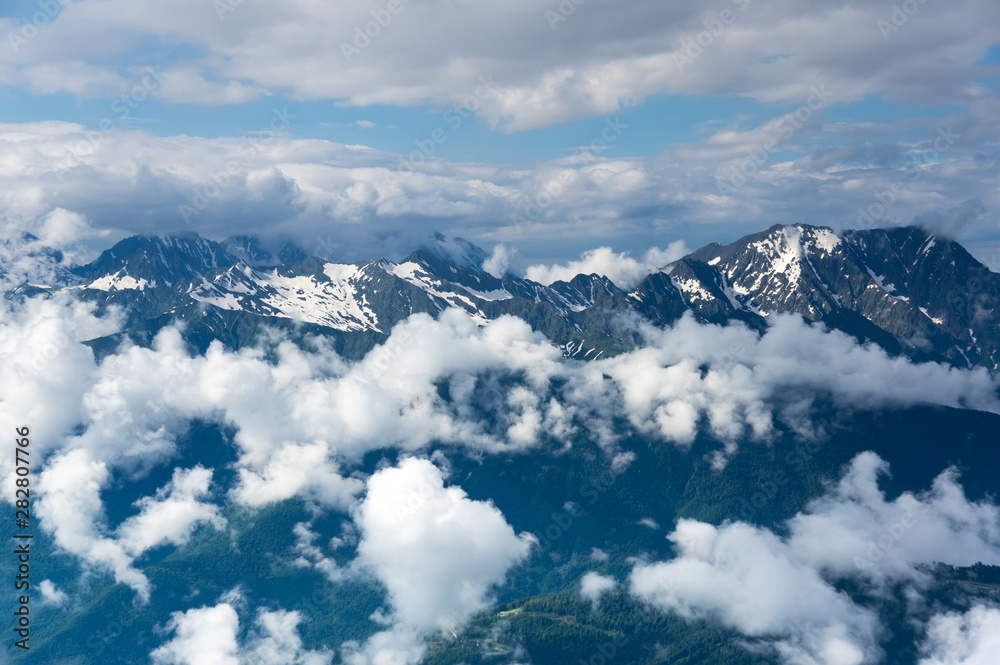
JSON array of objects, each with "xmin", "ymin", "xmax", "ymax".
[{"xmin": 11, "ymin": 223, "xmax": 999, "ymax": 371}]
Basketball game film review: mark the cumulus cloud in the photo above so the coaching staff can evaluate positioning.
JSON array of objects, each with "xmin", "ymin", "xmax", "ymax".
[
  {"xmin": 291, "ymin": 521, "xmax": 345, "ymax": 583},
  {"xmin": 919, "ymin": 605, "xmax": 1000, "ymax": 665},
  {"xmin": 525, "ymin": 242, "xmax": 690, "ymax": 289},
  {"xmin": 243, "ymin": 608, "xmax": 335, "ymax": 665},
  {"xmin": 787, "ymin": 452, "xmax": 1000, "ymax": 584},
  {"xmin": 38, "ymin": 580, "xmax": 68, "ymax": 606},
  {"xmin": 349, "ymin": 457, "xmax": 533, "ymax": 663},
  {"xmin": 151, "ymin": 602, "xmax": 240, "ymax": 665},
  {"xmin": 586, "ymin": 313, "xmax": 1000, "ymax": 470},
  {"xmin": 579, "ymin": 572, "xmax": 617, "ymax": 607},
  {"xmin": 152, "ymin": 69, "xmax": 268, "ymax": 106},
  {"xmin": 632, "ymin": 518, "xmax": 878, "ymax": 665},
  {"xmin": 630, "ymin": 453, "xmax": 1000, "ymax": 665},
  {"xmin": 35, "ymin": 449, "xmax": 152, "ymax": 600},
  {"xmin": 35, "ymin": 456, "xmax": 225, "ymax": 601},
  {"xmin": 10, "ymin": 309, "xmax": 558, "ymax": 600},
  {"xmin": 232, "ymin": 441, "xmax": 361, "ymax": 509},
  {"xmin": 150, "ymin": 598, "xmax": 332, "ymax": 665},
  {"xmin": 116, "ymin": 466, "xmax": 225, "ymax": 557},
  {"xmin": 589, "ymin": 547, "xmax": 609, "ymax": 562},
  {"xmin": 0, "ymin": 294, "xmax": 121, "ymax": 482},
  {"xmin": 914, "ymin": 200, "xmax": 988, "ymax": 240},
  {"xmin": 354, "ymin": 457, "xmax": 533, "ymax": 632}
]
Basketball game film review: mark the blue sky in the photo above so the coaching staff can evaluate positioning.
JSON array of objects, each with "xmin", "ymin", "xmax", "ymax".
[{"xmin": 0, "ymin": 0, "xmax": 999, "ymax": 268}]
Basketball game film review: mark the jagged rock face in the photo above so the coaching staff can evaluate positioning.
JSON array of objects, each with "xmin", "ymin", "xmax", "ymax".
[
  {"xmin": 18, "ymin": 224, "xmax": 999, "ymax": 369},
  {"xmin": 71, "ymin": 233, "xmax": 237, "ymax": 288},
  {"xmin": 677, "ymin": 224, "xmax": 999, "ymax": 369}
]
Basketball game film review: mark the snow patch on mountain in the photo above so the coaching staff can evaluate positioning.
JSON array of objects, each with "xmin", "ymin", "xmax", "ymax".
[
  {"xmin": 85, "ymin": 270, "xmax": 153, "ymax": 291},
  {"xmin": 391, "ymin": 261, "xmax": 490, "ymax": 323},
  {"xmin": 191, "ymin": 262, "xmax": 383, "ymax": 332}
]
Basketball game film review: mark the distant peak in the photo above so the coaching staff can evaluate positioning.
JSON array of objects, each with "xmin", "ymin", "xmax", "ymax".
[{"xmin": 417, "ymin": 233, "xmax": 489, "ymax": 271}]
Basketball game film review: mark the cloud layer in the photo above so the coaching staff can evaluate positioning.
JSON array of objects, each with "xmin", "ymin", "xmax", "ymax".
[
  {"xmin": 630, "ymin": 453, "xmax": 1000, "ymax": 665},
  {"xmin": 2, "ymin": 1, "xmax": 998, "ymax": 132},
  {"xmin": 7, "ymin": 289, "xmax": 1000, "ymax": 600},
  {"xmin": 2, "ymin": 106, "xmax": 999, "ymax": 267}
]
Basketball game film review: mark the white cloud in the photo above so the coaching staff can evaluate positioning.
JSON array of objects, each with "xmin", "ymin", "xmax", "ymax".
[
  {"xmin": 38, "ymin": 579, "xmax": 68, "ymax": 606},
  {"xmin": 152, "ymin": 68, "xmax": 268, "ymax": 106},
  {"xmin": 631, "ymin": 453, "xmax": 1000, "ymax": 665},
  {"xmin": 116, "ymin": 466, "xmax": 225, "ymax": 557},
  {"xmin": 354, "ymin": 457, "xmax": 533, "ymax": 632},
  {"xmin": 151, "ymin": 598, "xmax": 332, "ymax": 665},
  {"xmin": 36, "ymin": 458, "xmax": 224, "ymax": 602},
  {"xmin": 0, "ymin": 61, "xmax": 124, "ymax": 98},
  {"xmin": 525, "ymin": 242, "xmax": 690, "ymax": 289},
  {"xmin": 482, "ymin": 243, "xmax": 513, "ymax": 278},
  {"xmin": 2, "ymin": 1, "xmax": 998, "ymax": 133},
  {"xmin": 579, "ymin": 572, "xmax": 616, "ymax": 607},
  {"xmin": 604, "ymin": 314, "xmax": 1000, "ymax": 463},
  {"xmin": 152, "ymin": 603, "xmax": 240, "ymax": 665},
  {"xmin": 0, "ymin": 295, "xmax": 120, "ymax": 472},
  {"xmin": 291, "ymin": 522, "xmax": 345, "ymax": 583},
  {"xmin": 787, "ymin": 452, "xmax": 1000, "ymax": 584},
  {"xmin": 589, "ymin": 547, "xmax": 609, "ymax": 562},
  {"xmin": 341, "ymin": 626, "xmax": 425, "ymax": 665},
  {"xmin": 33, "ymin": 208, "xmax": 105, "ymax": 248},
  {"xmin": 243, "ymin": 608, "xmax": 335, "ymax": 665},
  {"xmin": 35, "ymin": 449, "xmax": 152, "ymax": 601},
  {"xmin": 350, "ymin": 457, "xmax": 533, "ymax": 663},
  {"xmin": 919, "ymin": 605, "xmax": 1000, "ymax": 665},
  {"xmin": 150, "ymin": 592, "xmax": 333, "ymax": 665},
  {"xmin": 232, "ymin": 440, "xmax": 362, "ymax": 510},
  {"xmin": 632, "ymin": 518, "xmax": 879, "ymax": 665}
]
